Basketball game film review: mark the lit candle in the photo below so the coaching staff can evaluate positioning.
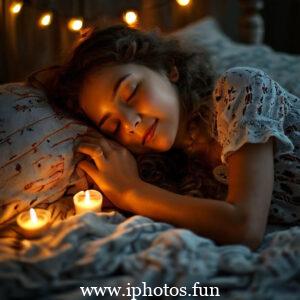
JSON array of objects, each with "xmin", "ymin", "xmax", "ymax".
[
  {"xmin": 17, "ymin": 208, "xmax": 51, "ymax": 238},
  {"xmin": 176, "ymin": 0, "xmax": 191, "ymax": 6},
  {"xmin": 73, "ymin": 190, "xmax": 103, "ymax": 214}
]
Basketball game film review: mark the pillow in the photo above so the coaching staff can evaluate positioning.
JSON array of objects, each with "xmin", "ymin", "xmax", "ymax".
[
  {"xmin": 172, "ymin": 16, "xmax": 300, "ymax": 97},
  {"xmin": 0, "ymin": 82, "xmax": 89, "ymax": 226}
]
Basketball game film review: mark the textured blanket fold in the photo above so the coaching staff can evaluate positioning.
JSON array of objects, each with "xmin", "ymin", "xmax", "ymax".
[{"xmin": 0, "ymin": 208, "xmax": 299, "ymax": 300}]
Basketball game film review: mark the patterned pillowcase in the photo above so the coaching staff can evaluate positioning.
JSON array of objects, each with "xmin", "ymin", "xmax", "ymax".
[
  {"xmin": 0, "ymin": 82, "xmax": 89, "ymax": 226},
  {"xmin": 172, "ymin": 17, "xmax": 300, "ymax": 97}
]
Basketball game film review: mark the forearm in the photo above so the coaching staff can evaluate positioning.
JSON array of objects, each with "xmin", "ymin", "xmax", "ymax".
[{"xmin": 124, "ymin": 180, "xmax": 253, "ymax": 246}]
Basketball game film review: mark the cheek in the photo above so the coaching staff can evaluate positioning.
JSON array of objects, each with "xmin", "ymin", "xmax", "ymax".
[
  {"xmin": 144, "ymin": 89, "xmax": 180, "ymax": 120},
  {"xmin": 80, "ymin": 100, "xmax": 102, "ymax": 125},
  {"xmin": 155, "ymin": 121, "xmax": 177, "ymax": 150}
]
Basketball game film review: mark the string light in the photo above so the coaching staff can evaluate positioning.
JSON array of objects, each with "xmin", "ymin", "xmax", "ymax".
[
  {"xmin": 68, "ymin": 18, "xmax": 83, "ymax": 31},
  {"xmin": 9, "ymin": 1, "xmax": 23, "ymax": 14},
  {"xmin": 123, "ymin": 10, "xmax": 138, "ymax": 27},
  {"xmin": 8, "ymin": 2, "xmax": 190, "ymax": 31},
  {"xmin": 38, "ymin": 12, "xmax": 53, "ymax": 27},
  {"xmin": 176, "ymin": 0, "xmax": 191, "ymax": 7}
]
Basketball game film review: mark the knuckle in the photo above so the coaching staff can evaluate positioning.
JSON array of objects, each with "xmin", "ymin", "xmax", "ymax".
[{"xmin": 78, "ymin": 160, "xmax": 88, "ymax": 169}]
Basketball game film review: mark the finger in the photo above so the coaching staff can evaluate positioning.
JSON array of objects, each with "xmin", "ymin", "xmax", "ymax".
[
  {"xmin": 105, "ymin": 138, "xmax": 125, "ymax": 150},
  {"xmin": 79, "ymin": 136, "xmax": 113, "ymax": 155},
  {"xmin": 81, "ymin": 129, "xmax": 124, "ymax": 149},
  {"xmin": 77, "ymin": 160, "xmax": 100, "ymax": 185},
  {"xmin": 80, "ymin": 134, "xmax": 112, "ymax": 154},
  {"xmin": 76, "ymin": 143, "xmax": 105, "ymax": 169},
  {"xmin": 76, "ymin": 128, "xmax": 104, "ymax": 143},
  {"xmin": 80, "ymin": 135, "xmax": 123, "ymax": 152}
]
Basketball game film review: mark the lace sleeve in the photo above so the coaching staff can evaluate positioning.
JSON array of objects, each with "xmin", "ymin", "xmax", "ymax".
[{"xmin": 212, "ymin": 67, "xmax": 294, "ymax": 165}]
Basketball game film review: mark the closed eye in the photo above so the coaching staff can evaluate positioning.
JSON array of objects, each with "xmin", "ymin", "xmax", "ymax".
[
  {"xmin": 113, "ymin": 121, "xmax": 121, "ymax": 135},
  {"xmin": 126, "ymin": 82, "xmax": 140, "ymax": 103}
]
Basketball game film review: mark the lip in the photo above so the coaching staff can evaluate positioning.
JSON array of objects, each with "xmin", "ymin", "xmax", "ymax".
[{"xmin": 142, "ymin": 119, "xmax": 158, "ymax": 145}]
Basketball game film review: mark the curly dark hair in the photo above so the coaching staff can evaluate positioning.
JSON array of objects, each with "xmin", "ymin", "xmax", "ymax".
[
  {"xmin": 26, "ymin": 24, "xmax": 226, "ymax": 201},
  {"xmin": 27, "ymin": 24, "xmax": 215, "ymax": 121}
]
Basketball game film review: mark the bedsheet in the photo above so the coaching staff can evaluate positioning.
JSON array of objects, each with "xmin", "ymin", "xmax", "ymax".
[{"xmin": 0, "ymin": 197, "xmax": 299, "ymax": 300}]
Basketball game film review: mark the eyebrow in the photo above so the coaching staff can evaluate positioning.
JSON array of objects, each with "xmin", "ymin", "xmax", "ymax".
[{"xmin": 97, "ymin": 73, "xmax": 131, "ymax": 128}]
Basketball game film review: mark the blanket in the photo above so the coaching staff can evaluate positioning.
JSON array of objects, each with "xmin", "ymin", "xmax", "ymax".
[{"xmin": 0, "ymin": 199, "xmax": 299, "ymax": 300}]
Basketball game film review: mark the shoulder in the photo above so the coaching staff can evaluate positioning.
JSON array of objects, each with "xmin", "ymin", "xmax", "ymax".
[
  {"xmin": 217, "ymin": 67, "xmax": 268, "ymax": 83},
  {"xmin": 212, "ymin": 66, "xmax": 273, "ymax": 110},
  {"xmin": 214, "ymin": 67, "xmax": 270, "ymax": 95}
]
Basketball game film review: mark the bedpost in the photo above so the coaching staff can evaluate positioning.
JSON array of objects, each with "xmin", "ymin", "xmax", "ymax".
[{"xmin": 238, "ymin": 0, "xmax": 265, "ymax": 44}]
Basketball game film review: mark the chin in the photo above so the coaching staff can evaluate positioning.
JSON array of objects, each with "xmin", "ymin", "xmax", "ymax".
[{"xmin": 157, "ymin": 135, "xmax": 175, "ymax": 152}]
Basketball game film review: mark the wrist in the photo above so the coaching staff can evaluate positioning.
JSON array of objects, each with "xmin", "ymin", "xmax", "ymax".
[{"xmin": 123, "ymin": 178, "xmax": 145, "ymax": 212}]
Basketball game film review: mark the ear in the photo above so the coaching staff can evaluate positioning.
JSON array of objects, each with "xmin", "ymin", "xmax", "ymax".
[{"xmin": 169, "ymin": 66, "xmax": 179, "ymax": 83}]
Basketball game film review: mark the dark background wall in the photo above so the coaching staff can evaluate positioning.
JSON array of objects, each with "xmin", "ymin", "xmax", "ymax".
[
  {"xmin": 0, "ymin": 0, "xmax": 299, "ymax": 84},
  {"xmin": 263, "ymin": 0, "xmax": 300, "ymax": 54}
]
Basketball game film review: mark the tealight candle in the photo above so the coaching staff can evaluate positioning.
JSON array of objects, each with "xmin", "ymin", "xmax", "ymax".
[
  {"xmin": 17, "ymin": 208, "xmax": 51, "ymax": 238},
  {"xmin": 73, "ymin": 189, "xmax": 103, "ymax": 214}
]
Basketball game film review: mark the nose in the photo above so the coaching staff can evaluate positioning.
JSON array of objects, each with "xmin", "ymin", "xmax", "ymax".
[{"xmin": 121, "ymin": 110, "xmax": 141, "ymax": 134}]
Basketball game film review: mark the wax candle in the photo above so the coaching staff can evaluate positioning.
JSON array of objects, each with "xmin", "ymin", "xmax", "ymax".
[
  {"xmin": 17, "ymin": 208, "xmax": 51, "ymax": 238},
  {"xmin": 73, "ymin": 190, "xmax": 103, "ymax": 214}
]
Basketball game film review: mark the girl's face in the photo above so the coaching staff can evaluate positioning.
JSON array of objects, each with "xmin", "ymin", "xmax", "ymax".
[{"xmin": 79, "ymin": 63, "xmax": 186, "ymax": 154}]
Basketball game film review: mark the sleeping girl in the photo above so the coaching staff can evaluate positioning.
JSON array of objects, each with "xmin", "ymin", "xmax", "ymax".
[{"xmin": 28, "ymin": 25, "xmax": 300, "ymax": 250}]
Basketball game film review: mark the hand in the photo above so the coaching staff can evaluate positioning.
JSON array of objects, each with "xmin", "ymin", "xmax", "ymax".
[{"xmin": 75, "ymin": 130, "xmax": 141, "ymax": 211}]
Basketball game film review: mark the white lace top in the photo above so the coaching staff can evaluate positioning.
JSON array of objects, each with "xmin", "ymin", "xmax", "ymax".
[{"xmin": 210, "ymin": 67, "xmax": 300, "ymax": 224}]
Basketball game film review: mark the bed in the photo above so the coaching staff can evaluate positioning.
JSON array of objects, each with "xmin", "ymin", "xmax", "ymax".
[{"xmin": 1, "ymin": 13, "xmax": 300, "ymax": 300}]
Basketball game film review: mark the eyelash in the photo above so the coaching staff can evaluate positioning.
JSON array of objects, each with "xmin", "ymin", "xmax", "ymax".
[
  {"xmin": 126, "ymin": 82, "xmax": 140, "ymax": 103},
  {"xmin": 113, "ymin": 122, "xmax": 121, "ymax": 135}
]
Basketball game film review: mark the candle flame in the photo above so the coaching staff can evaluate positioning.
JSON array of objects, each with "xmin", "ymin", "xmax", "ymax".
[
  {"xmin": 85, "ymin": 190, "xmax": 91, "ymax": 204},
  {"xmin": 29, "ymin": 208, "xmax": 38, "ymax": 224},
  {"xmin": 176, "ymin": 0, "xmax": 191, "ymax": 6}
]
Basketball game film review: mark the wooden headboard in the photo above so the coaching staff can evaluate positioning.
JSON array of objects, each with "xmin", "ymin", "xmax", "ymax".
[{"xmin": 238, "ymin": 0, "xmax": 264, "ymax": 44}]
